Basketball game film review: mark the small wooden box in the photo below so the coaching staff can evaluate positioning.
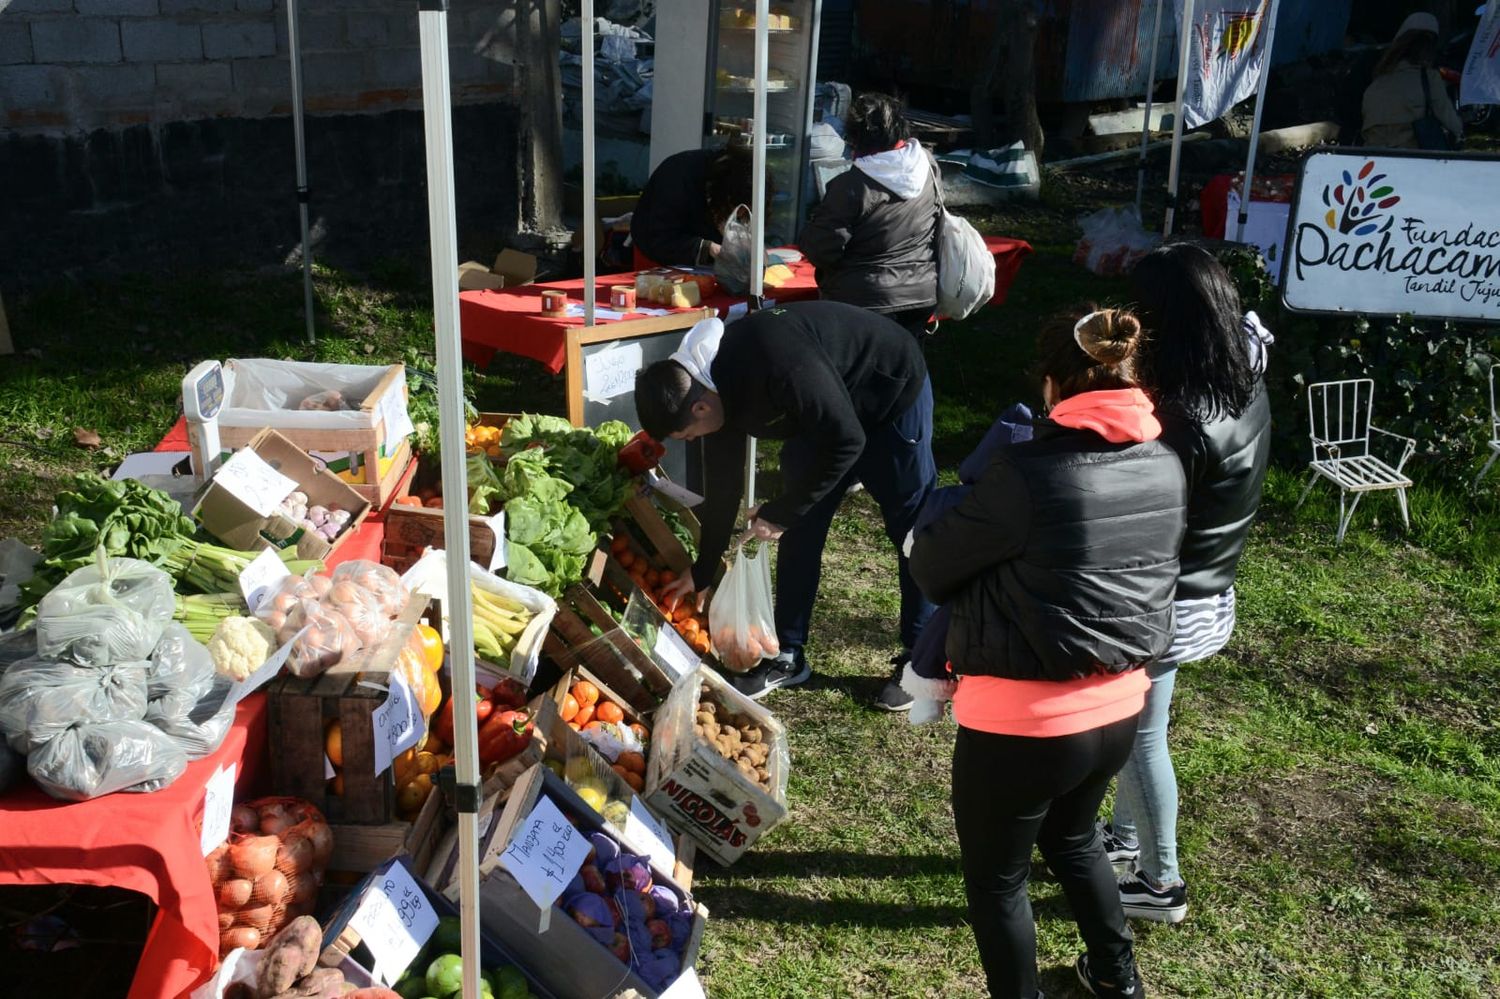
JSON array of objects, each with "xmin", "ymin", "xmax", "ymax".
[
  {"xmin": 325, "ymin": 776, "xmax": 446, "ymax": 876},
  {"xmin": 266, "ymin": 596, "xmax": 428, "ymax": 826}
]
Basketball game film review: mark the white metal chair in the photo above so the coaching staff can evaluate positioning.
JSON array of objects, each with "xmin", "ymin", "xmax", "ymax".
[
  {"xmin": 1296, "ymin": 378, "xmax": 1416, "ymax": 544},
  {"xmin": 1474, "ymin": 364, "xmax": 1500, "ymax": 490}
]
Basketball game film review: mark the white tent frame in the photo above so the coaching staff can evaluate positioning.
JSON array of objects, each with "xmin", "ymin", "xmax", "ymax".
[{"xmin": 286, "ymin": 0, "xmax": 316, "ymax": 343}]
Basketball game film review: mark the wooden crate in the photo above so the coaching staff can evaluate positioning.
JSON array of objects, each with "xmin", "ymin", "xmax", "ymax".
[
  {"xmin": 325, "ymin": 775, "xmax": 447, "ymax": 876},
  {"xmin": 469, "ymin": 764, "xmax": 708, "ymax": 999},
  {"xmin": 207, "ymin": 362, "xmax": 414, "ymax": 507},
  {"xmin": 379, "ymin": 413, "xmax": 517, "ymax": 572},
  {"xmin": 266, "ymin": 596, "xmax": 429, "ymax": 826}
]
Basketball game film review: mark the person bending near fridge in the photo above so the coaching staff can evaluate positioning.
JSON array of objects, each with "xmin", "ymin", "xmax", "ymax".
[
  {"xmin": 631, "ymin": 145, "xmax": 757, "ymax": 268},
  {"xmin": 905, "ymin": 307, "xmax": 1186, "ymax": 999},
  {"xmin": 633, "ymin": 300, "xmax": 936, "ymax": 708}
]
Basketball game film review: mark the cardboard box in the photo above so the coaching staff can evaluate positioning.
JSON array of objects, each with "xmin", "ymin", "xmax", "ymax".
[
  {"xmin": 451, "ymin": 764, "xmax": 707, "ymax": 999},
  {"xmin": 317, "ymin": 854, "xmax": 559, "ymax": 997},
  {"xmin": 195, "ymin": 427, "xmax": 372, "ymax": 561},
  {"xmin": 643, "ymin": 666, "xmax": 789, "ymax": 866},
  {"xmin": 458, "ymin": 249, "xmax": 538, "ymax": 291}
]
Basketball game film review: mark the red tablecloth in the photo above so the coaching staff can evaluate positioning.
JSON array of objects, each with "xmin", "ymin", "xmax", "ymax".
[
  {"xmin": 0, "ymin": 694, "xmax": 269, "ymax": 999},
  {"xmin": 459, "ymin": 236, "xmax": 1032, "ymax": 373}
]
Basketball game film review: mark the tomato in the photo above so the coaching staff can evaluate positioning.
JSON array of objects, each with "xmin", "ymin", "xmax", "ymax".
[
  {"xmin": 617, "ymin": 550, "xmax": 636, "ymax": 570},
  {"xmin": 571, "ymin": 680, "xmax": 600, "ymax": 707},
  {"xmin": 416, "ymin": 624, "xmax": 444, "ymax": 672},
  {"xmin": 658, "ymin": 569, "xmax": 676, "ymax": 586},
  {"xmin": 616, "ymin": 751, "xmax": 646, "ymax": 775},
  {"xmin": 560, "ymin": 693, "xmax": 580, "ymax": 723},
  {"xmin": 610, "ymin": 535, "xmax": 630, "ymax": 555},
  {"xmin": 595, "ymin": 701, "xmax": 624, "ymax": 725}
]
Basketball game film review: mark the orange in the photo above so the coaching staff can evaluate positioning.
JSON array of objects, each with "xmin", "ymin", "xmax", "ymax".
[
  {"xmin": 621, "ymin": 771, "xmax": 644, "ymax": 793},
  {"xmin": 324, "ymin": 720, "xmax": 344, "ymax": 768},
  {"xmin": 573, "ymin": 703, "xmax": 596, "ymax": 727},
  {"xmin": 560, "ymin": 693, "xmax": 580, "ymax": 723},
  {"xmin": 616, "ymin": 751, "xmax": 646, "ymax": 775},
  {"xmin": 595, "ymin": 701, "xmax": 625, "ymax": 725},
  {"xmin": 571, "ymin": 680, "xmax": 600, "ymax": 706}
]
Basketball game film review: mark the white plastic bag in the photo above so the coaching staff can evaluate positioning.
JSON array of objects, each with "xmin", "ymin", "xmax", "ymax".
[
  {"xmin": 144, "ymin": 622, "xmax": 232, "ymax": 757},
  {"xmin": 933, "ymin": 164, "xmax": 996, "ymax": 321},
  {"xmin": 35, "ymin": 555, "xmax": 175, "ymax": 667},
  {"xmin": 1073, "ymin": 205, "xmax": 1161, "ymax": 277},
  {"xmin": 0, "ymin": 658, "xmax": 150, "ymax": 754},
  {"xmin": 707, "ymin": 543, "xmax": 780, "ymax": 673},
  {"xmin": 27, "ymin": 719, "xmax": 188, "ymax": 801},
  {"xmin": 715, "ymin": 204, "xmax": 767, "ymax": 296},
  {"xmin": 148, "ymin": 674, "xmax": 236, "ymax": 759}
]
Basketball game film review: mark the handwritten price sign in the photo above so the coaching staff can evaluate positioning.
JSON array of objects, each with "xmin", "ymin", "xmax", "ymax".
[
  {"xmin": 372, "ymin": 672, "xmax": 424, "ymax": 777},
  {"xmin": 498, "ymin": 795, "xmax": 590, "ymax": 911},
  {"xmin": 348, "ymin": 862, "xmax": 438, "ymax": 985}
]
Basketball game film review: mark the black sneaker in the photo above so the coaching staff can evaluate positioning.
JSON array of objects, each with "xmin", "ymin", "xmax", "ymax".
[
  {"xmin": 729, "ymin": 650, "xmax": 811, "ymax": 700},
  {"xmin": 874, "ymin": 655, "xmax": 914, "ymax": 712},
  {"xmin": 1118, "ymin": 871, "xmax": 1188, "ymax": 923},
  {"xmin": 1076, "ymin": 953, "xmax": 1146, "ymax": 997},
  {"xmin": 1102, "ymin": 823, "xmax": 1140, "ymax": 866}
]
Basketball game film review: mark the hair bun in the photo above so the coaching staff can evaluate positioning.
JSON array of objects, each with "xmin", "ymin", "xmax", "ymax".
[{"xmin": 1074, "ymin": 308, "xmax": 1143, "ymax": 365}]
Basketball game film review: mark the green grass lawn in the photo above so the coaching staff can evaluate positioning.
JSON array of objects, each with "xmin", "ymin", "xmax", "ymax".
[{"xmin": 2, "ymin": 187, "xmax": 1497, "ymax": 997}]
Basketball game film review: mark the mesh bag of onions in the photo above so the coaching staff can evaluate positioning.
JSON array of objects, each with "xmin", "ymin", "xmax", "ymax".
[{"xmin": 206, "ymin": 796, "xmax": 334, "ymax": 956}]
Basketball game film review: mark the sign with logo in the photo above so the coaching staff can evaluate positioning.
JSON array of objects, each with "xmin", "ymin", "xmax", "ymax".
[{"xmin": 1282, "ymin": 151, "xmax": 1500, "ymax": 322}]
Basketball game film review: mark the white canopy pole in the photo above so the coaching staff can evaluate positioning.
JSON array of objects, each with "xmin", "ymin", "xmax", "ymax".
[
  {"xmin": 1163, "ymin": 0, "xmax": 1195, "ymax": 236},
  {"xmin": 286, "ymin": 0, "xmax": 316, "ymax": 343},
  {"xmin": 744, "ymin": 0, "xmax": 770, "ymax": 510},
  {"xmin": 582, "ymin": 0, "xmax": 596, "ymax": 328},
  {"xmin": 1134, "ymin": 0, "xmax": 1166, "ymax": 216},
  {"xmin": 1232, "ymin": 0, "xmax": 1281, "ymax": 243},
  {"xmin": 416, "ymin": 5, "xmax": 482, "ymax": 997}
]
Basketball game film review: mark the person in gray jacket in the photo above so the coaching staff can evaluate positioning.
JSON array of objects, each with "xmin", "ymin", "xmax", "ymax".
[{"xmin": 799, "ymin": 93, "xmax": 940, "ymax": 335}]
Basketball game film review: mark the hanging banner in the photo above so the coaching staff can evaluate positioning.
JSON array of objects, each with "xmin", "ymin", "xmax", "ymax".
[
  {"xmin": 1281, "ymin": 150, "xmax": 1500, "ymax": 322},
  {"xmin": 1175, "ymin": 0, "xmax": 1272, "ymax": 129},
  {"xmin": 1461, "ymin": 4, "xmax": 1500, "ymax": 108}
]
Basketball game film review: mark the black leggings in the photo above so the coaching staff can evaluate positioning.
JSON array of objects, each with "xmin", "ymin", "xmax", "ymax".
[{"xmin": 951, "ymin": 716, "xmax": 1141, "ymax": 999}]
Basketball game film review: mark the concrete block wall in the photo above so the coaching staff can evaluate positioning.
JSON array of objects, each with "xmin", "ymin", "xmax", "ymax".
[{"xmin": 0, "ymin": 0, "xmax": 517, "ymax": 134}]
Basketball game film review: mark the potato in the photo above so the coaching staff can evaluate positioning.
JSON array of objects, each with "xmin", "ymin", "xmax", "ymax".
[
  {"xmin": 741, "ymin": 725, "xmax": 762, "ymax": 744},
  {"xmin": 256, "ymin": 915, "xmax": 322, "ymax": 996},
  {"xmin": 270, "ymin": 968, "xmax": 345, "ymax": 998}
]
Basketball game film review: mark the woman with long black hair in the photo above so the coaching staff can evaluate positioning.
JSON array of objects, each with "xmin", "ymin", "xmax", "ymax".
[{"xmin": 1102, "ymin": 244, "xmax": 1273, "ymax": 924}]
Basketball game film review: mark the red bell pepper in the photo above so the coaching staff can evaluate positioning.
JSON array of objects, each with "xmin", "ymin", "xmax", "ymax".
[{"xmin": 478, "ymin": 708, "xmax": 533, "ymax": 766}]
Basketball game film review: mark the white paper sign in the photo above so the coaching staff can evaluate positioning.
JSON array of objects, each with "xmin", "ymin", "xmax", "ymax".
[
  {"xmin": 653, "ymin": 626, "xmax": 700, "ymax": 681},
  {"xmin": 1283, "ymin": 151, "xmax": 1500, "ymax": 322},
  {"xmin": 583, "ymin": 342, "xmax": 645, "ymax": 403},
  {"xmin": 485, "ymin": 510, "xmax": 507, "ymax": 572},
  {"xmin": 238, "ymin": 547, "xmax": 291, "ymax": 614},
  {"xmin": 498, "ymin": 796, "xmax": 591, "ymax": 911},
  {"xmin": 659, "ymin": 967, "xmax": 707, "ymax": 999},
  {"xmin": 212, "ymin": 448, "xmax": 299, "ymax": 518},
  {"xmin": 200, "ymin": 762, "xmax": 237, "ymax": 856},
  {"xmin": 347, "ymin": 863, "xmax": 439, "ymax": 986},
  {"xmin": 371, "ymin": 672, "xmax": 424, "ymax": 777},
  {"xmin": 377, "ymin": 369, "xmax": 416, "ymax": 447},
  {"xmin": 646, "ymin": 469, "xmax": 705, "ymax": 508},
  {"xmin": 626, "ymin": 797, "xmax": 677, "ymax": 876},
  {"xmin": 324, "ymin": 754, "xmax": 335, "ymax": 779},
  {"xmin": 227, "ymin": 626, "xmax": 307, "ymax": 707}
]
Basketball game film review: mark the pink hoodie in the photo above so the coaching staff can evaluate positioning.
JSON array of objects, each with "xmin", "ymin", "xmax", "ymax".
[{"xmin": 952, "ymin": 387, "xmax": 1161, "ymax": 738}]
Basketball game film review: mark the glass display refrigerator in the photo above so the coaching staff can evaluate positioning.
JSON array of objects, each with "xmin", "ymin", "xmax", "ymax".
[{"xmin": 647, "ymin": 1, "xmax": 824, "ymax": 248}]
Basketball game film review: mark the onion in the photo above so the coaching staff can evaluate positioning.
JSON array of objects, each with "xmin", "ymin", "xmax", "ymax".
[
  {"xmin": 308, "ymin": 575, "xmax": 332, "ymax": 597},
  {"xmin": 258, "ymin": 804, "xmax": 293, "ymax": 837},
  {"xmin": 217, "ymin": 878, "xmax": 254, "ymax": 909},
  {"xmin": 251, "ymin": 869, "xmax": 290, "ymax": 906},
  {"xmin": 205, "ymin": 844, "xmax": 231, "ymax": 883},
  {"xmin": 220, "ymin": 926, "xmax": 261, "ymax": 953},
  {"xmin": 218, "ymin": 911, "xmax": 235, "ymax": 931},
  {"xmin": 273, "ymin": 834, "xmax": 315, "ymax": 877},
  {"xmin": 238, "ymin": 903, "xmax": 275, "ymax": 933},
  {"xmin": 303, "ymin": 819, "xmax": 334, "ymax": 866},
  {"xmin": 227, "ymin": 834, "xmax": 279, "ymax": 879},
  {"xmin": 230, "ymin": 805, "xmax": 259, "ymax": 834}
]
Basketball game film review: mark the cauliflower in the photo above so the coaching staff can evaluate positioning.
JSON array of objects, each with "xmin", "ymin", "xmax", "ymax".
[{"xmin": 207, "ymin": 615, "xmax": 276, "ymax": 681}]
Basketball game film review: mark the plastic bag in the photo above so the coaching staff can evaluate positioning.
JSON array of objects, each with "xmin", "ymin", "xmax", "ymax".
[
  {"xmin": 322, "ymin": 578, "xmax": 392, "ymax": 648},
  {"xmin": 144, "ymin": 623, "xmax": 230, "ymax": 757},
  {"xmin": 253, "ymin": 575, "xmax": 323, "ymax": 633},
  {"xmin": 707, "ymin": 544, "xmax": 779, "ymax": 673},
  {"xmin": 148, "ymin": 673, "xmax": 236, "ymax": 759},
  {"xmin": 0, "ymin": 658, "xmax": 149, "ymax": 754},
  {"xmin": 1073, "ymin": 205, "xmax": 1160, "ymax": 278},
  {"xmin": 714, "ymin": 204, "xmax": 767, "ymax": 296},
  {"xmin": 148, "ymin": 623, "xmax": 217, "ymax": 702},
  {"xmin": 35, "ymin": 555, "xmax": 175, "ymax": 667},
  {"xmin": 27, "ymin": 719, "xmax": 188, "ymax": 801},
  {"xmin": 330, "ymin": 560, "xmax": 407, "ymax": 618},
  {"xmin": 281, "ymin": 602, "xmax": 361, "ymax": 678}
]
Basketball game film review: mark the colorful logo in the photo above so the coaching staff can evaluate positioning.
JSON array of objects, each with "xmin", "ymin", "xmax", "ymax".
[
  {"xmin": 1322, "ymin": 159, "xmax": 1400, "ymax": 236},
  {"xmin": 1217, "ymin": 8, "xmax": 1263, "ymax": 61}
]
